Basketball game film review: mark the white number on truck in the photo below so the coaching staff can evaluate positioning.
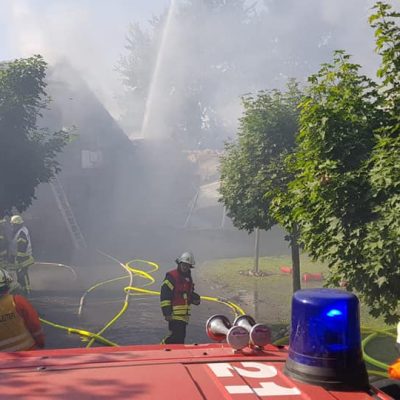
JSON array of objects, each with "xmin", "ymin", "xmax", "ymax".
[{"xmin": 207, "ymin": 362, "xmax": 301, "ymax": 397}]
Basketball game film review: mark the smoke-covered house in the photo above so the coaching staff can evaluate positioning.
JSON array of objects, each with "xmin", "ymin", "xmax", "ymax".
[{"xmin": 28, "ymin": 62, "xmax": 135, "ymax": 262}]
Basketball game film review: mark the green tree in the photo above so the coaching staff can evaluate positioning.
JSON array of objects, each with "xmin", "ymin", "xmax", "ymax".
[
  {"xmin": 219, "ymin": 81, "xmax": 303, "ymax": 291},
  {"xmin": 285, "ymin": 50, "xmax": 383, "ymax": 288},
  {"xmin": 360, "ymin": 2, "xmax": 400, "ymax": 323},
  {"xmin": 284, "ymin": 1, "xmax": 400, "ymax": 323},
  {"xmin": 0, "ymin": 55, "xmax": 69, "ymax": 217}
]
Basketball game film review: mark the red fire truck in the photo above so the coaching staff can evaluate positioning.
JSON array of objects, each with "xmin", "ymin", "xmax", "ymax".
[{"xmin": 0, "ymin": 288, "xmax": 397, "ymax": 399}]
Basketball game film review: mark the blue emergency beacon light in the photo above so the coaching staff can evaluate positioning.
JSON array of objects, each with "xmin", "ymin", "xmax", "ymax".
[{"xmin": 284, "ymin": 288, "xmax": 369, "ymax": 390}]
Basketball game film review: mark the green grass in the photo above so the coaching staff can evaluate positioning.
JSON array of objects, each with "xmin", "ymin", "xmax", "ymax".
[
  {"xmin": 199, "ymin": 254, "xmax": 397, "ymax": 371},
  {"xmin": 200, "ymin": 254, "xmax": 387, "ymax": 328}
]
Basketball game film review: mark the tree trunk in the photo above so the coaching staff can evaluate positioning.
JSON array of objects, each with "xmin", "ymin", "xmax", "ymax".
[
  {"xmin": 291, "ymin": 225, "xmax": 301, "ymax": 293},
  {"xmin": 254, "ymin": 227, "xmax": 260, "ymax": 274},
  {"xmin": 254, "ymin": 279, "xmax": 259, "ymax": 320}
]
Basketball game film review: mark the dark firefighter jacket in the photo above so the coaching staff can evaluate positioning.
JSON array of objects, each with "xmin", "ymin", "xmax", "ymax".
[
  {"xmin": 160, "ymin": 268, "xmax": 197, "ymax": 323},
  {"xmin": 0, "ymin": 222, "xmax": 7, "ymax": 268}
]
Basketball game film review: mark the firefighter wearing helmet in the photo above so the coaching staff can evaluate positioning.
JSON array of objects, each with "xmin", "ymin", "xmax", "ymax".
[
  {"xmin": 160, "ymin": 251, "xmax": 201, "ymax": 344},
  {"xmin": 0, "ymin": 268, "xmax": 44, "ymax": 351},
  {"xmin": 0, "ymin": 219, "xmax": 8, "ymax": 269},
  {"xmin": 9, "ymin": 215, "xmax": 34, "ymax": 293}
]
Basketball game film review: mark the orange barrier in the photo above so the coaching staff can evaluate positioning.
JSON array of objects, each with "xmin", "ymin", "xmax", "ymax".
[
  {"xmin": 280, "ymin": 266, "xmax": 292, "ymax": 274},
  {"xmin": 302, "ymin": 272, "xmax": 324, "ymax": 282}
]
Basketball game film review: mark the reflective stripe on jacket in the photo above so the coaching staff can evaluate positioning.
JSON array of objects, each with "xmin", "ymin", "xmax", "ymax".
[
  {"xmin": 10, "ymin": 227, "xmax": 33, "ymax": 268},
  {"xmin": 0, "ymin": 223, "xmax": 7, "ymax": 265},
  {"xmin": 160, "ymin": 268, "xmax": 194, "ymax": 323},
  {"xmin": 0, "ymin": 294, "xmax": 35, "ymax": 351}
]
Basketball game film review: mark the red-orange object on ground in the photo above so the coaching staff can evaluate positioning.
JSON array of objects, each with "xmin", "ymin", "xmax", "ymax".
[
  {"xmin": 302, "ymin": 273, "xmax": 324, "ymax": 282},
  {"xmin": 389, "ymin": 359, "xmax": 400, "ymax": 379},
  {"xmin": 280, "ymin": 266, "xmax": 292, "ymax": 274}
]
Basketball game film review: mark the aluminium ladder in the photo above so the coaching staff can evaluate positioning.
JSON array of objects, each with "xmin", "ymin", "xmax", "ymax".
[{"xmin": 50, "ymin": 176, "xmax": 87, "ymax": 249}]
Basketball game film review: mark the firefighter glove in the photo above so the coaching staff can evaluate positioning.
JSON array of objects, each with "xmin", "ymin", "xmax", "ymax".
[{"xmin": 191, "ymin": 292, "xmax": 201, "ymax": 306}]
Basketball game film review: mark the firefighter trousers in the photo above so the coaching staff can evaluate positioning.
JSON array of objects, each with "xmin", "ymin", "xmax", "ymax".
[
  {"xmin": 162, "ymin": 320, "xmax": 187, "ymax": 344},
  {"xmin": 16, "ymin": 267, "xmax": 30, "ymax": 293}
]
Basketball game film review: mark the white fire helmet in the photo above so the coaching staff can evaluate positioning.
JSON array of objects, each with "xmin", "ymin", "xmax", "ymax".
[
  {"xmin": 10, "ymin": 215, "xmax": 24, "ymax": 225},
  {"xmin": 176, "ymin": 251, "xmax": 195, "ymax": 267},
  {"xmin": 0, "ymin": 268, "xmax": 13, "ymax": 289}
]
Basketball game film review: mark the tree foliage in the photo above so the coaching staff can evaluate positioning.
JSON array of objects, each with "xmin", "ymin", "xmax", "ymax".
[
  {"xmin": 285, "ymin": 50, "xmax": 384, "ymax": 291},
  {"xmin": 283, "ymin": 2, "xmax": 400, "ymax": 323},
  {"xmin": 361, "ymin": 2, "xmax": 400, "ymax": 322},
  {"xmin": 219, "ymin": 81, "xmax": 303, "ymax": 290},
  {"xmin": 0, "ymin": 55, "xmax": 69, "ymax": 216},
  {"xmin": 220, "ymin": 81, "xmax": 301, "ymax": 232}
]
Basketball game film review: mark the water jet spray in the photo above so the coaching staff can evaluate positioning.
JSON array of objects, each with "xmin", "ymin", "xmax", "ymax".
[{"xmin": 140, "ymin": 0, "xmax": 177, "ymax": 139}]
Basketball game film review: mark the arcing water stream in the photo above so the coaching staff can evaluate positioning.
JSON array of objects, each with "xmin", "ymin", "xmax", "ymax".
[{"xmin": 140, "ymin": 0, "xmax": 177, "ymax": 139}]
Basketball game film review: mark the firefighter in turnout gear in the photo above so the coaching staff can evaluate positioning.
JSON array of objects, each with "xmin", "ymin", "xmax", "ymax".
[
  {"xmin": 0, "ymin": 268, "xmax": 44, "ymax": 351},
  {"xmin": 9, "ymin": 215, "xmax": 34, "ymax": 293},
  {"xmin": 160, "ymin": 251, "xmax": 201, "ymax": 344},
  {"xmin": 0, "ymin": 219, "xmax": 8, "ymax": 269}
]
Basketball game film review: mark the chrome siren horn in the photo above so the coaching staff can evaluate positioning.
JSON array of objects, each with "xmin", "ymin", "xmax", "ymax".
[
  {"xmin": 233, "ymin": 315, "xmax": 272, "ymax": 348},
  {"xmin": 206, "ymin": 315, "xmax": 249, "ymax": 350}
]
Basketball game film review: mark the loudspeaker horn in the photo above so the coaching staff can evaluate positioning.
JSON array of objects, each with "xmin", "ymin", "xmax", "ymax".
[
  {"xmin": 206, "ymin": 314, "xmax": 249, "ymax": 350},
  {"xmin": 233, "ymin": 315, "xmax": 271, "ymax": 348}
]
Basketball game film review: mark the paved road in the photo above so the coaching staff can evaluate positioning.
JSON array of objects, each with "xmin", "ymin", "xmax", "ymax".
[{"xmin": 27, "ymin": 261, "xmax": 241, "ymax": 349}]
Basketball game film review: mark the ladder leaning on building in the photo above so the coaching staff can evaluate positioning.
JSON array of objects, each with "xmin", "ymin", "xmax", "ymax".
[{"xmin": 50, "ymin": 176, "xmax": 87, "ymax": 250}]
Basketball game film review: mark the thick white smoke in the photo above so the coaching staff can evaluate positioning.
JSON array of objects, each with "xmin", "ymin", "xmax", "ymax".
[
  {"xmin": 0, "ymin": 0, "xmax": 388, "ymax": 136},
  {"xmin": 0, "ymin": 0, "xmax": 169, "ymax": 118}
]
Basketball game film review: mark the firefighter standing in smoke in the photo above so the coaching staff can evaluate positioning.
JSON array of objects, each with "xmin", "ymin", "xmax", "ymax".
[
  {"xmin": 9, "ymin": 215, "xmax": 34, "ymax": 293},
  {"xmin": 0, "ymin": 268, "xmax": 44, "ymax": 351},
  {"xmin": 160, "ymin": 251, "xmax": 201, "ymax": 344},
  {"xmin": 0, "ymin": 219, "xmax": 8, "ymax": 269}
]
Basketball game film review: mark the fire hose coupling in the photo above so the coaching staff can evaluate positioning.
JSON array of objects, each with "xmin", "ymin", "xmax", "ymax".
[{"xmin": 206, "ymin": 314, "xmax": 272, "ymax": 350}]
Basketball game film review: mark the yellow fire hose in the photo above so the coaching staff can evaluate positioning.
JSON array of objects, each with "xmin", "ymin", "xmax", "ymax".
[
  {"xmin": 361, "ymin": 328, "xmax": 395, "ymax": 377},
  {"xmin": 40, "ymin": 317, "xmax": 117, "ymax": 347},
  {"xmin": 123, "ymin": 258, "xmax": 246, "ymax": 314},
  {"xmin": 80, "ymin": 254, "xmax": 246, "ymax": 348},
  {"xmin": 34, "ymin": 262, "xmax": 78, "ymax": 280},
  {"xmin": 35, "ymin": 255, "xmax": 246, "ymax": 348},
  {"xmin": 30, "ymin": 255, "xmax": 398, "ymax": 381},
  {"xmin": 84, "ymin": 251, "xmax": 135, "ymax": 348},
  {"xmin": 27, "ymin": 261, "xmax": 115, "ymax": 347}
]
